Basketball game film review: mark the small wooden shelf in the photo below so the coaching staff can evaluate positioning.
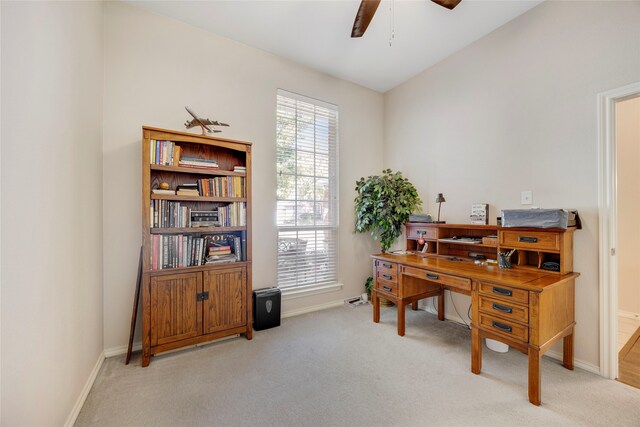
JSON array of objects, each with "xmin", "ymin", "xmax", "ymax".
[
  {"xmin": 151, "ymin": 194, "xmax": 246, "ymax": 202},
  {"xmin": 437, "ymin": 240, "xmax": 497, "ymax": 248},
  {"xmin": 145, "ymin": 260, "xmax": 249, "ymax": 275},
  {"xmin": 150, "ymin": 226, "xmax": 246, "ymax": 234},
  {"xmin": 150, "ymin": 164, "xmax": 246, "ymax": 177}
]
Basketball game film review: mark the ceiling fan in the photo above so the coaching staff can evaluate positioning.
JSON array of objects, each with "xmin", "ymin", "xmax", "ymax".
[{"xmin": 351, "ymin": 0, "xmax": 462, "ymax": 38}]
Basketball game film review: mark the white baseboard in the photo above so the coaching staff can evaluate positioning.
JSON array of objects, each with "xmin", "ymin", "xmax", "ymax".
[
  {"xmin": 544, "ymin": 350, "xmax": 601, "ymax": 375},
  {"xmin": 282, "ymin": 299, "xmax": 344, "ymax": 318},
  {"xmin": 64, "ymin": 350, "xmax": 105, "ymax": 427},
  {"xmin": 102, "ymin": 300, "xmax": 343, "ymax": 358},
  {"xmin": 104, "ymin": 342, "xmax": 142, "ymax": 358},
  {"xmin": 421, "ymin": 300, "xmax": 602, "ymax": 376},
  {"xmin": 618, "ymin": 310, "xmax": 640, "ymax": 320}
]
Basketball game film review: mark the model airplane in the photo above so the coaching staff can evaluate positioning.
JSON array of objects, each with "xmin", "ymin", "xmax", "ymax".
[{"xmin": 184, "ymin": 106, "xmax": 229, "ymax": 135}]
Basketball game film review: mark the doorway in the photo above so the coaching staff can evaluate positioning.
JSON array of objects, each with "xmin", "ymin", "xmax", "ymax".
[
  {"xmin": 598, "ymin": 82, "xmax": 640, "ymax": 384},
  {"xmin": 614, "ymin": 95, "xmax": 640, "ymax": 387}
]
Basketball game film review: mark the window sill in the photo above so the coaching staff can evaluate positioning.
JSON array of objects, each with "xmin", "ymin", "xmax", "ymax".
[{"xmin": 280, "ymin": 283, "xmax": 343, "ymax": 301}]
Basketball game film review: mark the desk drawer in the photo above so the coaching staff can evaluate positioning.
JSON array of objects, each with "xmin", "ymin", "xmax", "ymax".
[
  {"xmin": 376, "ymin": 260, "xmax": 397, "ymax": 274},
  {"xmin": 478, "ymin": 282, "xmax": 529, "ymax": 305},
  {"xmin": 499, "ymin": 230, "xmax": 560, "ymax": 252},
  {"xmin": 376, "ymin": 268, "xmax": 398, "ymax": 284},
  {"xmin": 402, "ymin": 266, "xmax": 471, "ymax": 293},
  {"xmin": 479, "ymin": 313, "xmax": 529, "ymax": 343},
  {"xmin": 478, "ymin": 295, "xmax": 529, "ymax": 324},
  {"xmin": 376, "ymin": 279, "xmax": 398, "ymax": 297},
  {"xmin": 406, "ymin": 225, "xmax": 437, "ymax": 240}
]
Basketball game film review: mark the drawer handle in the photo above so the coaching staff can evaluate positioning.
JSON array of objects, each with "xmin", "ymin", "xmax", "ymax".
[
  {"xmin": 382, "ymin": 274, "xmax": 392, "ymax": 280},
  {"xmin": 426, "ymin": 273, "xmax": 439, "ymax": 280},
  {"xmin": 382, "ymin": 286, "xmax": 392, "ymax": 292},
  {"xmin": 492, "ymin": 303, "xmax": 513, "ymax": 314},
  {"xmin": 382, "ymin": 263, "xmax": 393, "ymax": 269},
  {"xmin": 518, "ymin": 236, "xmax": 538, "ymax": 243},
  {"xmin": 492, "ymin": 321, "xmax": 512, "ymax": 333},
  {"xmin": 492, "ymin": 287, "xmax": 512, "ymax": 297}
]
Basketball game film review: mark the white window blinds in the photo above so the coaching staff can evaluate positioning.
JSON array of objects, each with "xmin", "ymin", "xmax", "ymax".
[{"xmin": 276, "ymin": 90, "xmax": 339, "ymax": 290}]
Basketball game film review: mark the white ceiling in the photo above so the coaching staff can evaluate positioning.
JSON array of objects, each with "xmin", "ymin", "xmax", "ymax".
[{"xmin": 129, "ymin": 0, "xmax": 542, "ymax": 93}]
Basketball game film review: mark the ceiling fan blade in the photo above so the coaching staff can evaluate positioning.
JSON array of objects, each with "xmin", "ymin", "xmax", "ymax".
[
  {"xmin": 431, "ymin": 0, "xmax": 462, "ymax": 10},
  {"xmin": 351, "ymin": 0, "xmax": 382, "ymax": 38}
]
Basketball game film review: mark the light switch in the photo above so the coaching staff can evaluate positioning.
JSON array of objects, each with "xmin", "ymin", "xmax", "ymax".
[{"xmin": 521, "ymin": 190, "xmax": 533, "ymax": 205}]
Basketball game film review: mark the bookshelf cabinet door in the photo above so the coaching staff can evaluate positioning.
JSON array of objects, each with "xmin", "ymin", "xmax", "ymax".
[
  {"xmin": 150, "ymin": 272, "xmax": 202, "ymax": 346},
  {"xmin": 203, "ymin": 267, "xmax": 246, "ymax": 334}
]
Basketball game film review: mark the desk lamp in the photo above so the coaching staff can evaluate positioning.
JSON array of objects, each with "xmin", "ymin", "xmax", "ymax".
[{"xmin": 434, "ymin": 193, "xmax": 446, "ymax": 223}]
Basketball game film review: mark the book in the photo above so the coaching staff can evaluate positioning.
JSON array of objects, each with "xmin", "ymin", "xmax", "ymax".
[
  {"xmin": 176, "ymin": 189, "xmax": 199, "ymax": 196},
  {"xmin": 470, "ymin": 203, "xmax": 489, "ymax": 225},
  {"xmin": 152, "ymin": 189, "xmax": 176, "ymax": 195}
]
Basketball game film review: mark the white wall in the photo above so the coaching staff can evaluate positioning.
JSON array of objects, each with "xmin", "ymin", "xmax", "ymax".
[
  {"xmin": 384, "ymin": 1, "xmax": 640, "ymax": 367},
  {"xmin": 103, "ymin": 2, "xmax": 383, "ymax": 351},
  {"xmin": 1, "ymin": 2, "xmax": 104, "ymax": 425},
  {"xmin": 616, "ymin": 96, "xmax": 640, "ymax": 315}
]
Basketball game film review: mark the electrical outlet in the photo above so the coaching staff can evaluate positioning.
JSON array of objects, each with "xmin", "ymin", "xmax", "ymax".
[{"xmin": 521, "ymin": 190, "xmax": 533, "ymax": 205}]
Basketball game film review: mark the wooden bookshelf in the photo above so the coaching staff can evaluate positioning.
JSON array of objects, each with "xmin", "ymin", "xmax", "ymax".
[{"xmin": 140, "ymin": 126, "xmax": 252, "ymax": 367}]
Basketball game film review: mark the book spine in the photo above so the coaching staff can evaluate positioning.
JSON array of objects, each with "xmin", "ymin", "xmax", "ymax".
[
  {"xmin": 162, "ymin": 235, "xmax": 168, "ymax": 269},
  {"xmin": 241, "ymin": 230, "xmax": 247, "ymax": 262},
  {"xmin": 173, "ymin": 235, "xmax": 178, "ymax": 268},
  {"xmin": 234, "ymin": 236, "xmax": 242, "ymax": 261},
  {"xmin": 174, "ymin": 145, "xmax": 181, "ymax": 166},
  {"xmin": 190, "ymin": 237, "xmax": 196, "ymax": 267}
]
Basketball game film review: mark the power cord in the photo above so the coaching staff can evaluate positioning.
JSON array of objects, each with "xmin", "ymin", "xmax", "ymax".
[
  {"xmin": 449, "ymin": 291, "xmax": 471, "ymax": 330},
  {"xmin": 430, "ymin": 293, "xmax": 472, "ymax": 331}
]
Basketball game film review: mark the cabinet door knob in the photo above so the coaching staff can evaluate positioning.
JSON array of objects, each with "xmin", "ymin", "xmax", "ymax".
[
  {"xmin": 382, "ymin": 274, "xmax": 392, "ymax": 280},
  {"xmin": 426, "ymin": 273, "xmax": 439, "ymax": 280},
  {"xmin": 382, "ymin": 286, "xmax": 392, "ymax": 292},
  {"xmin": 382, "ymin": 263, "xmax": 393, "ymax": 269}
]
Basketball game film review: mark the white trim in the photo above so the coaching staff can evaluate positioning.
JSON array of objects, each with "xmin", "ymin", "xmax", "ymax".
[
  {"xmin": 282, "ymin": 299, "xmax": 344, "ymax": 318},
  {"xmin": 104, "ymin": 342, "xmax": 142, "ymax": 358},
  {"xmin": 64, "ymin": 351, "xmax": 105, "ymax": 427},
  {"xmin": 281, "ymin": 282, "xmax": 343, "ymax": 301},
  {"xmin": 544, "ymin": 350, "xmax": 600, "ymax": 375},
  {"xmin": 105, "ymin": 298, "xmax": 347, "ymax": 358},
  {"xmin": 597, "ymin": 81, "xmax": 640, "ymax": 380},
  {"xmin": 618, "ymin": 310, "xmax": 640, "ymax": 320}
]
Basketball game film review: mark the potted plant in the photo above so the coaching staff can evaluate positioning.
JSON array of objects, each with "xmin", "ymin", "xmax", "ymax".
[
  {"xmin": 354, "ymin": 169, "xmax": 422, "ymax": 252},
  {"xmin": 365, "ymin": 276, "xmax": 373, "ymax": 299}
]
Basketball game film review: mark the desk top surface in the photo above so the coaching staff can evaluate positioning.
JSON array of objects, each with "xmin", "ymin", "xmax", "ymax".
[{"xmin": 372, "ymin": 253, "xmax": 579, "ymax": 292}]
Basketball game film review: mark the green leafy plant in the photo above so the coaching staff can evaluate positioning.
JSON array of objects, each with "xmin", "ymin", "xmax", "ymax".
[
  {"xmin": 354, "ymin": 169, "xmax": 422, "ymax": 252},
  {"xmin": 365, "ymin": 276, "xmax": 374, "ymax": 296}
]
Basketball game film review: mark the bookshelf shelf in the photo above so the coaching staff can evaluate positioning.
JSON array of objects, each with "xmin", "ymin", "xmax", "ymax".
[
  {"xmin": 144, "ymin": 261, "xmax": 250, "ymax": 275},
  {"xmin": 151, "ymin": 194, "xmax": 247, "ymax": 202},
  {"xmin": 140, "ymin": 126, "xmax": 253, "ymax": 367},
  {"xmin": 150, "ymin": 164, "xmax": 246, "ymax": 177},
  {"xmin": 150, "ymin": 226, "xmax": 247, "ymax": 234}
]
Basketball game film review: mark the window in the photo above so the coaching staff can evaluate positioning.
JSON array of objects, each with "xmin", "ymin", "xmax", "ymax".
[{"xmin": 276, "ymin": 89, "xmax": 338, "ymax": 293}]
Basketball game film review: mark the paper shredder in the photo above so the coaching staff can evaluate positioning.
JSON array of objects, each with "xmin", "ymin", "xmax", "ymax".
[{"xmin": 252, "ymin": 288, "xmax": 281, "ymax": 330}]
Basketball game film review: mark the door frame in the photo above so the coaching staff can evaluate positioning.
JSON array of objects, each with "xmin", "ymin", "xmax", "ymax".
[{"xmin": 597, "ymin": 81, "xmax": 640, "ymax": 379}]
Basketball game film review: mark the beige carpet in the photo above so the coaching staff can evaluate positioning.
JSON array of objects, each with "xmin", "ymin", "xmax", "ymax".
[{"xmin": 76, "ymin": 305, "xmax": 640, "ymax": 426}]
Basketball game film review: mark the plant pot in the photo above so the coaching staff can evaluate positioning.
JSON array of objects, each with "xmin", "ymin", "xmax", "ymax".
[{"xmin": 379, "ymin": 297, "xmax": 394, "ymax": 307}]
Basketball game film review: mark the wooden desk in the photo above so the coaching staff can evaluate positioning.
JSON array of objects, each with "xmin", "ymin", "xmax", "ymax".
[{"xmin": 371, "ymin": 252, "xmax": 579, "ymax": 406}]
